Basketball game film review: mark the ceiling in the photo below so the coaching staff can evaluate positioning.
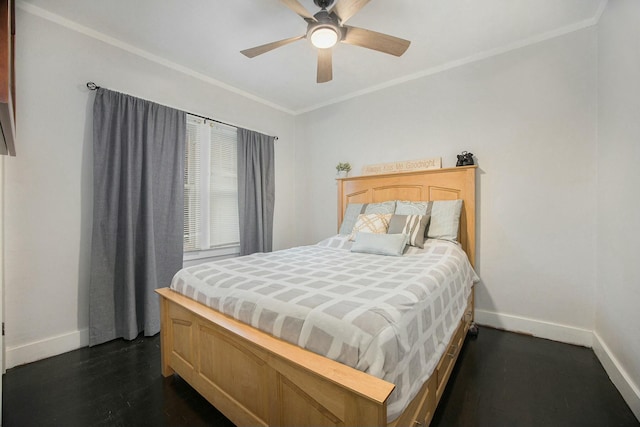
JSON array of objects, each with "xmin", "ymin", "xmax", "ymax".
[{"xmin": 21, "ymin": 0, "xmax": 605, "ymax": 114}]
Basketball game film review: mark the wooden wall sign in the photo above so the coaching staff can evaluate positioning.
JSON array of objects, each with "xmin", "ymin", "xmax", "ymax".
[{"xmin": 361, "ymin": 157, "xmax": 442, "ymax": 176}]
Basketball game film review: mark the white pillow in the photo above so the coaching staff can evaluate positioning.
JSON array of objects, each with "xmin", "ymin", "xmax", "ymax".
[{"xmin": 351, "ymin": 233, "xmax": 408, "ymax": 256}]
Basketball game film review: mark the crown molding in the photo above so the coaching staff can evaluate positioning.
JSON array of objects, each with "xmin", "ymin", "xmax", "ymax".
[
  {"xmin": 593, "ymin": 0, "xmax": 609, "ymax": 24},
  {"xmin": 296, "ymin": 2, "xmax": 607, "ymax": 114},
  {"xmin": 16, "ymin": 1, "xmax": 296, "ymax": 115},
  {"xmin": 18, "ymin": 0, "xmax": 607, "ymax": 116}
]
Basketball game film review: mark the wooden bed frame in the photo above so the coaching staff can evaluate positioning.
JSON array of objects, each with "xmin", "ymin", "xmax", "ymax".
[{"xmin": 157, "ymin": 165, "xmax": 477, "ymax": 427}]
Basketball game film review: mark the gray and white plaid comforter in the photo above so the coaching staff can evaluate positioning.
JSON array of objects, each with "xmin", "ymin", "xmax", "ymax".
[{"xmin": 171, "ymin": 235, "xmax": 478, "ymax": 421}]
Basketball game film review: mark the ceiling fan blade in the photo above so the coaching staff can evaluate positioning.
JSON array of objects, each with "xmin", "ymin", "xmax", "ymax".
[
  {"xmin": 241, "ymin": 35, "xmax": 305, "ymax": 58},
  {"xmin": 342, "ymin": 26, "xmax": 410, "ymax": 57},
  {"xmin": 280, "ymin": 0, "xmax": 316, "ymax": 21},
  {"xmin": 317, "ymin": 48, "xmax": 333, "ymax": 83},
  {"xmin": 331, "ymin": 0, "xmax": 370, "ymax": 24}
]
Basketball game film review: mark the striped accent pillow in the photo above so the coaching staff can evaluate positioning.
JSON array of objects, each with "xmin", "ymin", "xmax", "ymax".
[
  {"xmin": 348, "ymin": 213, "xmax": 392, "ymax": 241},
  {"xmin": 388, "ymin": 214, "xmax": 430, "ymax": 248}
]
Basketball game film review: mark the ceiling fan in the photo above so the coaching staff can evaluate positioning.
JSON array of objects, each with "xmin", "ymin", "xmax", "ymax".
[{"xmin": 241, "ymin": 0, "xmax": 411, "ymax": 83}]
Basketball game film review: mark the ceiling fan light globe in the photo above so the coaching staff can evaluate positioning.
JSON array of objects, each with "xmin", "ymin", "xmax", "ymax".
[{"xmin": 310, "ymin": 27, "xmax": 338, "ymax": 49}]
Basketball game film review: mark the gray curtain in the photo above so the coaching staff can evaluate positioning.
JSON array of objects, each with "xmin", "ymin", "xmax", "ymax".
[
  {"xmin": 89, "ymin": 88, "xmax": 186, "ymax": 346},
  {"xmin": 237, "ymin": 128, "xmax": 276, "ymax": 256}
]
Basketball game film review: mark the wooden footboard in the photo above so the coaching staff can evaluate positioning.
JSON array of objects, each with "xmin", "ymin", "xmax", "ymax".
[
  {"xmin": 157, "ymin": 288, "xmax": 395, "ymax": 426},
  {"xmin": 157, "ymin": 288, "xmax": 474, "ymax": 427}
]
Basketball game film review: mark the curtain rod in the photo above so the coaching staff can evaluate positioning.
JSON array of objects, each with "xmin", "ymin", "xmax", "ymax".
[{"xmin": 86, "ymin": 82, "xmax": 278, "ymax": 141}]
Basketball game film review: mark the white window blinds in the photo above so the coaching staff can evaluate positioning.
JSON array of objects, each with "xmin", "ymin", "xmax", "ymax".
[
  {"xmin": 184, "ymin": 118, "xmax": 203, "ymax": 251},
  {"xmin": 184, "ymin": 115, "xmax": 240, "ymax": 252},
  {"xmin": 209, "ymin": 124, "xmax": 240, "ymax": 247}
]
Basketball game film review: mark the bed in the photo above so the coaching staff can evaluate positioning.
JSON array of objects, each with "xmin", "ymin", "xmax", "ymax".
[{"xmin": 156, "ymin": 165, "xmax": 477, "ymax": 427}]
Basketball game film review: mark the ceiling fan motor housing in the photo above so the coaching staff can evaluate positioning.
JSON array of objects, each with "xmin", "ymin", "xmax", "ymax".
[
  {"xmin": 313, "ymin": 0, "xmax": 335, "ymax": 10},
  {"xmin": 307, "ymin": 9, "xmax": 344, "ymax": 46}
]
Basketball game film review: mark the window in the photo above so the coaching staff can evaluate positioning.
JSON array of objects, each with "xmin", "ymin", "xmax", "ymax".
[{"xmin": 184, "ymin": 115, "xmax": 240, "ymax": 253}]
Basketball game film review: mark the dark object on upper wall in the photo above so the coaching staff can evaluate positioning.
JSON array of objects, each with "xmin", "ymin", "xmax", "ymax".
[
  {"xmin": 456, "ymin": 151, "xmax": 474, "ymax": 167},
  {"xmin": 0, "ymin": 0, "xmax": 15, "ymax": 156}
]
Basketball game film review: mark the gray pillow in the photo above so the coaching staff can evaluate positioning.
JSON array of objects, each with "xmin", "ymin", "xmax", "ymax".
[
  {"xmin": 339, "ymin": 203, "xmax": 364, "ymax": 235},
  {"xmin": 395, "ymin": 200, "xmax": 463, "ymax": 242},
  {"xmin": 395, "ymin": 200, "xmax": 431, "ymax": 216},
  {"xmin": 364, "ymin": 201, "xmax": 396, "ymax": 215},
  {"xmin": 351, "ymin": 232, "xmax": 408, "ymax": 256},
  {"xmin": 339, "ymin": 201, "xmax": 397, "ymax": 235},
  {"xmin": 428, "ymin": 200, "xmax": 463, "ymax": 241},
  {"xmin": 388, "ymin": 214, "xmax": 430, "ymax": 248}
]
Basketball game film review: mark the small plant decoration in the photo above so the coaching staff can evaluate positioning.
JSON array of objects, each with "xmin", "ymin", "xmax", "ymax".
[{"xmin": 336, "ymin": 162, "xmax": 352, "ymax": 177}]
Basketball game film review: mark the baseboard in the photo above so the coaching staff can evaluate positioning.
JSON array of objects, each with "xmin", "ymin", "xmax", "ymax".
[
  {"xmin": 5, "ymin": 328, "xmax": 89, "ymax": 369},
  {"xmin": 3, "ymin": 314, "xmax": 639, "ymax": 422},
  {"xmin": 474, "ymin": 309, "xmax": 593, "ymax": 347},
  {"xmin": 592, "ymin": 332, "xmax": 640, "ymax": 421}
]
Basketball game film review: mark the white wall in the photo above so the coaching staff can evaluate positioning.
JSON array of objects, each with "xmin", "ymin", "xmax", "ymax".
[
  {"xmin": 4, "ymin": 7, "xmax": 639, "ymax": 421},
  {"xmin": 0, "ymin": 155, "xmax": 4, "ymax": 419},
  {"xmin": 595, "ymin": 0, "xmax": 640, "ymax": 419},
  {"xmin": 295, "ymin": 28, "xmax": 598, "ymax": 344},
  {"xmin": 4, "ymin": 9, "xmax": 296, "ymax": 368}
]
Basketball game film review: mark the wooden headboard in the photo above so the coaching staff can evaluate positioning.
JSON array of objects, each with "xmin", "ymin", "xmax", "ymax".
[{"xmin": 337, "ymin": 165, "xmax": 477, "ymax": 267}]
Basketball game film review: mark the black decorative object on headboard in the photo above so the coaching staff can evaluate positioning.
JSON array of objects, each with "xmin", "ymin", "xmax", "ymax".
[{"xmin": 456, "ymin": 151, "xmax": 475, "ymax": 167}]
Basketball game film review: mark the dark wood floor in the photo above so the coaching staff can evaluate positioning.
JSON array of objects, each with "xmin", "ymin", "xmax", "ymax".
[{"xmin": 3, "ymin": 327, "xmax": 638, "ymax": 427}]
